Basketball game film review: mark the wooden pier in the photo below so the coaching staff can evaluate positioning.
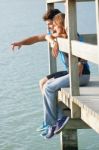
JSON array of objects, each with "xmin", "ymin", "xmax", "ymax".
[
  {"xmin": 59, "ymin": 76, "xmax": 99, "ymax": 149},
  {"xmin": 46, "ymin": 0, "xmax": 99, "ymax": 149}
]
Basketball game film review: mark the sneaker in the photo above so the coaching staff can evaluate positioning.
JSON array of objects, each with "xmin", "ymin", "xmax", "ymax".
[
  {"xmin": 40, "ymin": 126, "xmax": 49, "ymax": 137},
  {"xmin": 36, "ymin": 123, "xmax": 48, "ymax": 132},
  {"xmin": 45, "ymin": 125, "xmax": 56, "ymax": 139},
  {"xmin": 54, "ymin": 116, "xmax": 69, "ymax": 134}
]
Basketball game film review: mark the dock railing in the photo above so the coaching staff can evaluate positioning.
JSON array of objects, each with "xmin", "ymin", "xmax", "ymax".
[
  {"xmin": 46, "ymin": 0, "xmax": 98, "ymax": 96},
  {"xmin": 46, "ymin": 0, "xmax": 99, "ymax": 149}
]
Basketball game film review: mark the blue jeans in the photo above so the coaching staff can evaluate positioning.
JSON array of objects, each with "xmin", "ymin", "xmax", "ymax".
[{"xmin": 43, "ymin": 74, "xmax": 90, "ymax": 126}]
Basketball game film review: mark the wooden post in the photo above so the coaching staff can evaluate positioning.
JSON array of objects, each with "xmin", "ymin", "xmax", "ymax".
[
  {"xmin": 65, "ymin": 0, "xmax": 80, "ymax": 96},
  {"xmin": 95, "ymin": 0, "xmax": 99, "ymax": 43},
  {"xmin": 60, "ymin": 1, "xmax": 79, "ymax": 149},
  {"xmin": 95, "ymin": 0, "xmax": 99, "ymax": 72},
  {"xmin": 60, "ymin": 118, "xmax": 90, "ymax": 150},
  {"xmin": 71, "ymin": 100, "xmax": 81, "ymax": 118},
  {"xmin": 60, "ymin": 130, "xmax": 78, "ymax": 150},
  {"xmin": 46, "ymin": 3, "xmax": 57, "ymax": 74}
]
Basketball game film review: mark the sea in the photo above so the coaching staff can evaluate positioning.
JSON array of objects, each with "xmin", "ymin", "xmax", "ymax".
[{"xmin": 0, "ymin": 0, "xmax": 99, "ymax": 150}]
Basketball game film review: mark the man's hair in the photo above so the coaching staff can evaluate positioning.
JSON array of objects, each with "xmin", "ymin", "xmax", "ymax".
[{"xmin": 43, "ymin": 9, "xmax": 61, "ymax": 21}]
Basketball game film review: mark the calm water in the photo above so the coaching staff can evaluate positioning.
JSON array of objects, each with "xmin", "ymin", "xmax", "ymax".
[{"xmin": 0, "ymin": 0, "xmax": 99, "ymax": 150}]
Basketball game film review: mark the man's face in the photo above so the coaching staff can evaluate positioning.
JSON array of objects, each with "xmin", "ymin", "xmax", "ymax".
[{"xmin": 45, "ymin": 20, "xmax": 53, "ymax": 31}]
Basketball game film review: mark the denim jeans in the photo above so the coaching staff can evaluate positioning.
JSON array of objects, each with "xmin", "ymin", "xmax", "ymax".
[{"xmin": 43, "ymin": 74, "xmax": 90, "ymax": 126}]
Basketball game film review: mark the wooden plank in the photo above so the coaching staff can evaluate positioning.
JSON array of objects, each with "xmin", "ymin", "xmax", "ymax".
[
  {"xmin": 47, "ymin": 0, "xmax": 65, "ymax": 3},
  {"xmin": 81, "ymin": 34, "xmax": 97, "ymax": 44},
  {"xmin": 59, "ymin": 77, "xmax": 99, "ymax": 109},
  {"xmin": 57, "ymin": 34, "xmax": 97, "ymax": 55},
  {"xmin": 58, "ymin": 34, "xmax": 96, "ymax": 44},
  {"xmin": 46, "ymin": 0, "xmax": 94, "ymax": 3},
  {"xmin": 73, "ymin": 95, "xmax": 99, "ymax": 114},
  {"xmin": 71, "ymin": 40, "xmax": 98, "ymax": 64},
  {"xmin": 77, "ymin": 0, "xmax": 94, "ymax": 1},
  {"xmin": 58, "ymin": 40, "xmax": 98, "ymax": 64},
  {"xmin": 81, "ymin": 108, "xmax": 99, "ymax": 133},
  {"xmin": 58, "ymin": 77, "xmax": 99, "ymax": 133}
]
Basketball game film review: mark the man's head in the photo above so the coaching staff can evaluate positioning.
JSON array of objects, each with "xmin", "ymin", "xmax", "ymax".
[{"xmin": 43, "ymin": 9, "xmax": 61, "ymax": 31}]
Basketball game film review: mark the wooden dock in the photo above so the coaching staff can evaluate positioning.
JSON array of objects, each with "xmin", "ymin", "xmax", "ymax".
[
  {"xmin": 59, "ymin": 76, "xmax": 99, "ymax": 132},
  {"xmin": 58, "ymin": 76, "xmax": 99, "ymax": 150},
  {"xmin": 46, "ymin": 0, "xmax": 99, "ymax": 149}
]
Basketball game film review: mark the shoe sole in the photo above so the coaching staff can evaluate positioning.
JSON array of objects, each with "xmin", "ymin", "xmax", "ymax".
[
  {"xmin": 36, "ymin": 126, "xmax": 48, "ymax": 132},
  {"xmin": 54, "ymin": 117, "xmax": 69, "ymax": 134}
]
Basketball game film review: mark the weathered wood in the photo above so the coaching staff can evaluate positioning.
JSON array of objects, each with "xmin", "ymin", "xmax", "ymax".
[
  {"xmin": 77, "ymin": 0, "xmax": 94, "ymax": 1},
  {"xmin": 57, "ymin": 34, "xmax": 97, "ymax": 58},
  {"xmin": 71, "ymin": 99, "xmax": 81, "ymax": 118},
  {"xmin": 47, "ymin": 3, "xmax": 57, "ymax": 74},
  {"xmin": 64, "ymin": 119, "xmax": 90, "ymax": 129},
  {"xmin": 60, "ymin": 118, "xmax": 90, "ymax": 150},
  {"xmin": 57, "ymin": 35, "xmax": 98, "ymax": 64},
  {"xmin": 95, "ymin": 0, "xmax": 99, "ymax": 45},
  {"xmin": 65, "ymin": 0, "xmax": 80, "ymax": 96},
  {"xmin": 48, "ymin": 44, "xmax": 57, "ymax": 74},
  {"xmin": 59, "ymin": 77, "xmax": 99, "ymax": 133},
  {"xmin": 60, "ymin": 129, "xmax": 78, "ymax": 150},
  {"xmin": 57, "ymin": 39, "xmax": 98, "ymax": 64},
  {"xmin": 71, "ymin": 41, "xmax": 98, "ymax": 64},
  {"xmin": 47, "ymin": 0, "xmax": 65, "ymax": 3},
  {"xmin": 47, "ymin": 0, "xmax": 94, "ymax": 3},
  {"xmin": 81, "ymin": 34, "xmax": 97, "ymax": 44}
]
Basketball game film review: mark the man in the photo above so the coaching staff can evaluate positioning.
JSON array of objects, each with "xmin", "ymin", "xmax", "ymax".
[{"xmin": 11, "ymin": 9, "xmax": 70, "ymax": 139}]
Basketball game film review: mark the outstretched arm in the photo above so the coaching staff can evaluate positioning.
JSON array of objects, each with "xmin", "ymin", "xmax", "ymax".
[{"xmin": 11, "ymin": 34, "xmax": 46, "ymax": 50}]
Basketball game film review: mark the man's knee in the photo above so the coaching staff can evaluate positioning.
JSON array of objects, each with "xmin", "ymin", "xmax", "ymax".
[{"xmin": 39, "ymin": 77, "xmax": 48, "ymax": 88}]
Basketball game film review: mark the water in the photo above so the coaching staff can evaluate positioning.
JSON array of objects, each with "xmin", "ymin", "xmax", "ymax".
[{"xmin": 0, "ymin": 0, "xmax": 99, "ymax": 150}]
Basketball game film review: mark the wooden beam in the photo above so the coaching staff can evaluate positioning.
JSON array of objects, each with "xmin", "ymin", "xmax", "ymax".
[
  {"xmin": 77, "ymin": 0, "xmax": 94, "ymax": 1},
  {"xmin": 58, "ymin": 34, "xmax": 97, "ymax": 45},
  {"xmin": 46, "ymin": 0, "xmax": 94, "ymax": 3},
  {"xmin": 47, "ymin": 0, "xmax": 65, "ymax": 3},
  {"xmin": 64, "ymin": 119, "xmax": 90, "ymax": 129},
  {"xmin": 58, "ymin": 77, "xmax": 99, "ymax": 134},
  {"xmin": 81, "ymin": 107, "xmax": 99, "ymax": 133},
  {"xmin": 71, "ymin": 40, "xmax": 98, "ymax": 64},
  {"xmin": 57, "ymin": 37, "xmax": 98, "ymax": 64},
  {"xmin": 81, "ymin": 34, "xmax": 97, "ymax": 44},
  {"xmin": 71, "ymin": 100, "xmax": 81, "ymax": 118}
]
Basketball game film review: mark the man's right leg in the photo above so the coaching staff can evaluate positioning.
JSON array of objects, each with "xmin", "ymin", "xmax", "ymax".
[
  {"xmin": 42, "ymin": 75, "xmax": 70, "ymax": 138},
  {"xmin": 43, "ymin": 74, "xmax": 70, "ymax": 126}
]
